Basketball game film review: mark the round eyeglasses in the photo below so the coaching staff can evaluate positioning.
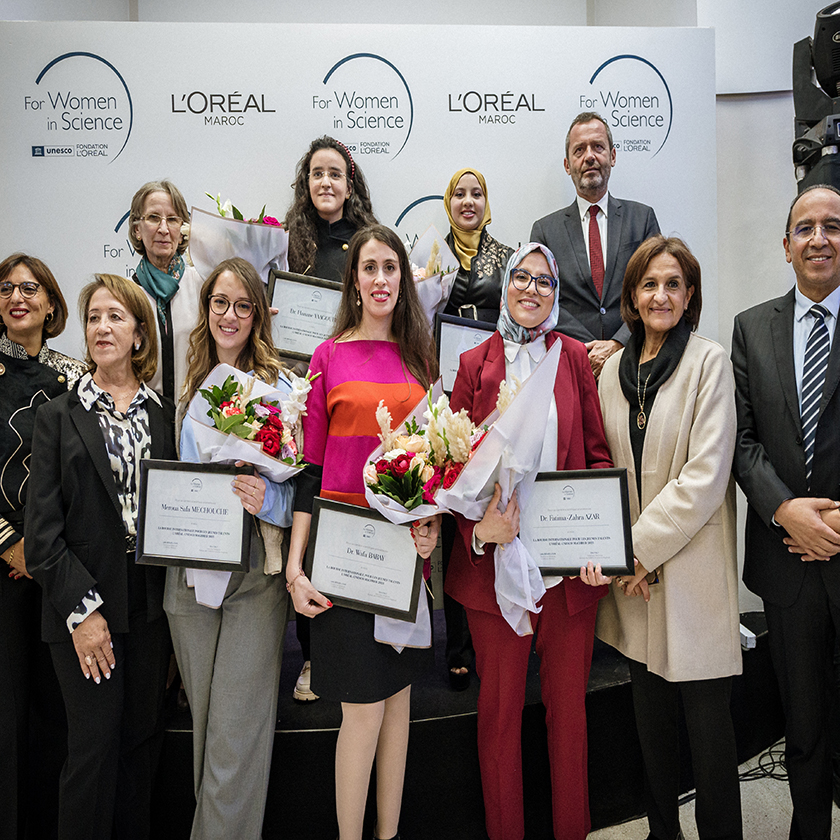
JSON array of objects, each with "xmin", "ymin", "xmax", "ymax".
[
  {"xmin": 509, "ymin": 268, "xmax": 557, "ymax": 297},
  {"xmin": 0, "ymin": 280, "xmax": 41, "ymax": 299},
  {"xmin": 209, "ymin": 295, "xmax": 254, "ymax": 319}
]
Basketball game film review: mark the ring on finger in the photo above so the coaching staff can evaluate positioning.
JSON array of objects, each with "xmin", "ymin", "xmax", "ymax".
[{"xmin": 85, "ymin": 654, "xmax": 94, "ymax": 666}]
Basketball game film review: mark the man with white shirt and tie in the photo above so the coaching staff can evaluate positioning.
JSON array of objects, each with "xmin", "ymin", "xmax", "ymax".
[
  {"xmin": 530, "ymin": 111, "xmax": 659, "ymax": 377},
  {"xmin": 733, "ymin": 184, "xmax": 840, "ymax": 840}
]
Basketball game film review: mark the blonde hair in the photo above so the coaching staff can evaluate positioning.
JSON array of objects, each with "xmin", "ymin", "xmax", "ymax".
[{"xmin": 181, "ymin": 257, "xmax": 285, "ymax": 404}]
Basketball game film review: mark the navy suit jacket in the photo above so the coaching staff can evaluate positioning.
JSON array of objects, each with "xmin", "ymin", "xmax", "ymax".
[
  {"xmin": 530, "ymin": 194, "xmax": 659, "ymax": 346},
  {"xmin": 732, "ymin": 288, "xmax": 840, "ymax": 607}
]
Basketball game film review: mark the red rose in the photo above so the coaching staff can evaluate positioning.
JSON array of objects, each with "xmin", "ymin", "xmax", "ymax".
[
  {"xmin": 375, "ymin": 459, "xmax": 390, "ymax": 474},
  {"xmin": 442, "ymin": 462, "xmax": 464, "ymax": 489},
  {"xmin": 255, "ymin": 427, "xmax": 281, "ymax": 457},
  {"xmin": 391, "ymin": 454, "xmax": 412, "ymax": 477},
  {"xmin": 267, "ymin": 414, "xmax": 284, "ymax": 431}
]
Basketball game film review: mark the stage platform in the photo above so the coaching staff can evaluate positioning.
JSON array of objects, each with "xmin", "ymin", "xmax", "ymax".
[{"xmin": 152, "ymin": 610, "xmax": 783, "ymax": 839}]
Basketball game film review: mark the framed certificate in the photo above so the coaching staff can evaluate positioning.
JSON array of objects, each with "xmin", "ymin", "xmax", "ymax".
[
  {"xmin": 435, "ymin": 313, "xmax": 496, "ymax": 393},
  {"xmin": 268, "ymin": 270, "xmax": 342, "ymax": 361},
  {"xmin": 136, "ymin": 460, "xmax": 251, "ymax": 572},
  {"xmin": 304, "ymin": 498, "xmax": 423, "ymax": 621},
  {"xmin": 518, "ymin": 469, "xmax": 634, "ymax": 576}
]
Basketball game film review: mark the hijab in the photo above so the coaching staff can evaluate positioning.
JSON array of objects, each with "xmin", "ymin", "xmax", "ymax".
[
  {"xmin": 444, "ymin": 168, "xmax": 492, "ymax": 272},
  {"xmin": 496, "ymin": 242, "xmax": 560, "ymax": 345}
]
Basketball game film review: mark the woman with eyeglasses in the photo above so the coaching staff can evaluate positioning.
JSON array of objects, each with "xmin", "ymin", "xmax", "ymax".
[
  {"xmin": 129, "ymin": 179, "xmax": 204, "ymax": 402},
  {"xmin": 285, "ymin": 136, "xmax": 378, "ymax": 283},
  {"xmin": 164, "ymin": 257, "xmax": 296, "ymax": 840},
  {"xmin": 0, "ymin": 253, "xmax": 85, "ymax": 840},
  {"xmin": 26, "ymin": 273, "xmax": 174, "ymax": 840},
  {"xmin": 284, "ymin": 136, "xmax": 378, "ymax": 702},
  {"xmin": 445, "ymin": 243, "xmax": 612, "ymax": 840}
]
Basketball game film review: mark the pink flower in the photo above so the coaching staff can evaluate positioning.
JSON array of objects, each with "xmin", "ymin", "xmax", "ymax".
[
  {"xmin": 422, "ymin": 466, "xmax": 443, "ymax": 504},
  {"xmin": 262, "ymin": 216, "xmax": 282, "ymax": 227},
  {"xmin": 375, "ymin": 459, "xmax": 390, "ymax": 474}
]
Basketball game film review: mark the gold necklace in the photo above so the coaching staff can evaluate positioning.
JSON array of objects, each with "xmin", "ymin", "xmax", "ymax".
[{"xmin": 636, "ymin": 357, "xmax": 652, "ymax": 430}]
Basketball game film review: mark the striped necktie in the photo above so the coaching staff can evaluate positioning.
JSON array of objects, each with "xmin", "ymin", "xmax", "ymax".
[{"xmin": 801, "ymin": 303, "xmax": 830, "ymax": 487}]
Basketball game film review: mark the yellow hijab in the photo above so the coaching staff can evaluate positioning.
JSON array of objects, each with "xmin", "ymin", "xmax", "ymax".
[{"xmin": 444, "ymin": 168, "xmax": 492, "ymax": 271}]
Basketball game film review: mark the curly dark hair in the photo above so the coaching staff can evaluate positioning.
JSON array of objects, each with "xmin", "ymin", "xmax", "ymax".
[
  {"xmin": 332, "ymin": 225, "xmax": 438, "ymax": 390},
  {"xmin": 284, "ymin": 136, "xmax": 377, "ymax": 274}
]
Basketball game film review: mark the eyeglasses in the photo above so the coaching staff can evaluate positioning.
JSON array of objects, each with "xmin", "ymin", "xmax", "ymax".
[
  {"xmin": 309, "ymin": 168, "xmax": 346, "ymax": 183},
  {"xmin": 209, "ymin": 295, "xmax": 254, "ymax": 319},
  {"xmin": 140, "ymin": 214, "xmax": 183, "ymax": 230},
  {"xmin": 0, "ymin": 280, "xmax": 41, "ymax": 299},
  {"xmin": 787, "ymin": 223, "xmax": 840, "ymax": 242},
  {"xmin": 509, "ymin": 268, "xmax": 557, "ymax": 297}
]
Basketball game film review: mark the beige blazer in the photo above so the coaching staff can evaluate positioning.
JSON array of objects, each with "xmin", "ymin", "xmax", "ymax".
[{"xmin": 596, "ymin": 332, "xmax": 742, "ymax": 682}]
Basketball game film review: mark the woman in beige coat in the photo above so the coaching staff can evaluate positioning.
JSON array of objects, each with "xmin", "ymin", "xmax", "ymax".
[{"xmin": 590, "ymin": 235, "xmax": 742, "ymax": 840}]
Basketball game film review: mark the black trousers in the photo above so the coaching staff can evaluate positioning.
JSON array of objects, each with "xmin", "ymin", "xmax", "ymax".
[
  {"xmin": 629, "ymin": 659, "xmax": 742, "ymax": 840},
  {"xmin": 0, "ymin": 572, "xmax": 66, "ymax": 840},
  {"xmin": 764, "ymin": 562, "xmax": 840, "ymax": 840},
  {"xmin": 49, "ymin": 613, "xmax": 170, "ymax": 840}
]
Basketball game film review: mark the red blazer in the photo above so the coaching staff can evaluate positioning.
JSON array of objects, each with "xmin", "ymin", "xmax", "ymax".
[{"xmin": 445, "ymin": 330, "xmax": 612, "ymax": 617}]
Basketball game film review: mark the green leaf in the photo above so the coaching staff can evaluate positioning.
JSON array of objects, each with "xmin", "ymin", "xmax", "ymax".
[
  {"xmin": 257, "ymin": 204, "xmax": 266, "ymax": 223},
  {"xmin": 232, "ymin": 205, "xmax": 244, "ymax": 221}
]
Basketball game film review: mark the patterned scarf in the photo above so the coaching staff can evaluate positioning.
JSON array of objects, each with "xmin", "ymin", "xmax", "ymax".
[{"xmin": 134, "ymin": 254, "xmax": 185, "ymax": 332}]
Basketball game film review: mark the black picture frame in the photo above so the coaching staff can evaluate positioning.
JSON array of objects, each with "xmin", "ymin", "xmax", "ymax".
[
  {"xmin": 434, "ymin": 313, "xmax": 496, "ymax": 393},
  {"xmin": 304, "ymin": 498, "xmax": 423, "ymax": 621},
  {"xmin": 136, "ymin": 459, "xmax": 251, "ymax": 572}
]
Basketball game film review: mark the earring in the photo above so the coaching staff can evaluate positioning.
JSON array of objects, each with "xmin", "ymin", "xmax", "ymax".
[
  {"xmin": 134, "ymin": 340, "xmax": 141, "ymax": 351},
  {"xmin": 356, "ymin": 290, "xmax": 361, "ymax": 307},
  {"xmin": 46, "ymin": 311, "xmax": 54, "ymax": 323}
]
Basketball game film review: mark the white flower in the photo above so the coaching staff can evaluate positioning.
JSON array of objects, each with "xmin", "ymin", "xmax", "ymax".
[{"xmin": 363, "ymin": 463, "xmax": 378, "ymax": 485}]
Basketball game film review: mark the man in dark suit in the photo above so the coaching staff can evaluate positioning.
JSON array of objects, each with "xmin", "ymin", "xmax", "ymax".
[
  {"xmin": 733, "ymin": 184, "xmax": 840, "ymax": 840},
  {"xmin": 530, "ymin": 111, "xmax": 659, "ymax": 377}
]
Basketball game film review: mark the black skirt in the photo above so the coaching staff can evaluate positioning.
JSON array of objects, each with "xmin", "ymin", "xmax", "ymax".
[{"xmin": 310, "ymin": 590, "xmax": 433, "ymax": 704}]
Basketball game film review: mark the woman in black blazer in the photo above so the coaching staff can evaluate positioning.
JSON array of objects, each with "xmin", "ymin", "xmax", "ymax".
[{"xmin": 26, "ymin": 273, "xmax": 175, "ymax": 840}]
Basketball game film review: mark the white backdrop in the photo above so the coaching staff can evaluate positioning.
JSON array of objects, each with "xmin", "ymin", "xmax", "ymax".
[{"xmin": 0, "ymin": 21, "xmax": 716, "ymax": 359}]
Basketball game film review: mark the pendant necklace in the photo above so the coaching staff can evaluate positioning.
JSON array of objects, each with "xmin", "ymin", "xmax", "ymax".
[{"xmin": 636, "ymin": 357, "xmax": 652, "ymax": 430}]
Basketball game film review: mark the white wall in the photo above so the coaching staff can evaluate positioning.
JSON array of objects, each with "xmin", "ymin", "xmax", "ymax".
[{"xmin": 0, "ymin": 0, "xmax": 817, "ymax": 613}]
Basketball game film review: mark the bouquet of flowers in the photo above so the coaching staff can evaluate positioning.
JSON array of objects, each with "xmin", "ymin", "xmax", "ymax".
[
  {"xmin": 187, "ymin": 363, "xmax": 317, "ymax": 483},
  {"xmin": 433, "ymin": 339, "xmax": 565, "ymax": 636},
  {"xmin": 205, "ymin": 192, "xmax": 282, "ymax": 227},
  {"xmin": 199, "ymin": 375, "xmax": 299, "ymax": 463},
  {"xmin": 408, "ymin": 226, "xmax": 458, "ymax": 326},
  {"xmin": 188, "ymin": 202, "xmax": 289, "ymax": 285}
]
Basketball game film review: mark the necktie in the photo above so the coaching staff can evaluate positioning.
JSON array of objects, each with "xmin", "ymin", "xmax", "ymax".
[
  {"xmin": 588, "ymin": 205, "xmax": 604, "ymax": 299},
  {"xmin": 801, "ymin": 304, "xmax": 830, "ymax": 487}
]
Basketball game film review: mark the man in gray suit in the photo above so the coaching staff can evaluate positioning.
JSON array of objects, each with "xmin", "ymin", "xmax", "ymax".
[
  {"xmin": 530, "ymin": 111, "xmax": 659, "ymax": 377},
  {"xmin": 733, "ymin": 184, "xmax": 840, "ymax": 840}
]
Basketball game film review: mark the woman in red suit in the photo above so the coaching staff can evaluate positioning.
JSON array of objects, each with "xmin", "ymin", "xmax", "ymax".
[{"xmin": 446, "ymin": 242, "xmax": 612, "ymax": 840}]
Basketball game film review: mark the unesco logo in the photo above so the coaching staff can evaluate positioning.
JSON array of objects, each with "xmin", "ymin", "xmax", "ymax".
[
  {"xmin": 190, "ymin": 478, "xmax": 203, "ymax": 493},
  {"xmin": 363, "ymin": 524, "xmax": 377, "ymax": 539},
  {"xmin": 312, "ymin": 53, "xmax": 414, "ymax": 160},
  {"xmin": 581, "ymin": 54, "xmax": 673, "ymax": 157},
  {"xmin": 562, "ymin": 485, "xmax": 576, "ymax": 501}
]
